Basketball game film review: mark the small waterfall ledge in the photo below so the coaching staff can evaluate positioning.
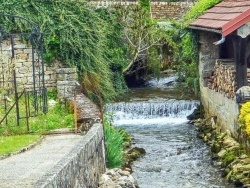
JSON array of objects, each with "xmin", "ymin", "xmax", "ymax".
[{"xmin": 105, "ymin": 99, "xmax": 199, "ymax": 122}]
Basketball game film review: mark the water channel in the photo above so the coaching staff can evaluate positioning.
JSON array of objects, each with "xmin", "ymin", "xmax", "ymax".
[{"xmin": 105, "ymin": 76, "xmax": 233, "ymax": 188}]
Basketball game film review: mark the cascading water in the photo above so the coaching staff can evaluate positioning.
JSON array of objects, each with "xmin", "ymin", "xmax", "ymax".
[
  {"xmin": 105, "ymin": 76, "xmax": 233, "ymax": 188},
  {"xmin": 105, "ymin": 99, "xmax": 199, "ymax": 125}
]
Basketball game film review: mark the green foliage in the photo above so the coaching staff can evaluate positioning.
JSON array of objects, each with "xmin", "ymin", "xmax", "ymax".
[
  {"xmin": 138, "ymin": 0, "xmax": 151, "ymax": 11},
  {"xmin": 158, "ymin": 0, "xmax": 222, "ymax": 95},
  {"xmin": 159, "ymin": 20, "xmax": 199, "ymax": 94},
  {"xmin": 104, "ymin": 116, "xmax": 125, "ymax": 168},
  {"xmin": 120, "ymin": 4, "xmax": 165, "ymax": 78},
  {"xmin": 0, "ymin": 134, "xmax": 41, "ymax": 156},
  {"xmin": 0, "ymin": 0, "xmax": 129, "ymax": 103},
  {"xmin": 47, "ymin": 89, "xmax": 58, "ymax": 101},
  {"xmin": 175, "ymin": 31, "xmax": 200, "ymax": 94},
  {"xmin": 185, "ymin": 0, "xmax": 222, "ymax": 22}
]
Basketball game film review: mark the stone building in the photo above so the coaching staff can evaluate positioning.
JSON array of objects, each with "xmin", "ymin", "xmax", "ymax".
[{"xmin": 189, "ymin": 0, "xmax": 250, "ymax": 136}]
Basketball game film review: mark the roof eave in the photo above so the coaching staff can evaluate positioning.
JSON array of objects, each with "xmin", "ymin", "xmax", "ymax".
[{"xmin": 188, "ymin": 25, "xmax": 222, "ymax": 34}]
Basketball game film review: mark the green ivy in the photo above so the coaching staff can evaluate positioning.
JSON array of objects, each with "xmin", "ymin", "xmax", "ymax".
[{"xmin": 0, "ymin": 0, "xmax": 129, "ymax": 104}]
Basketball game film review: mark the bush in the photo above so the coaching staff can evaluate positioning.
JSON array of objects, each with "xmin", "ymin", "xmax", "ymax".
[
  {"xmin": 104, "ymin": 116, "xmax": 125, "ymax": 168},
  {"xmin": 239, "ymin": 102, "xmax": 250, "ymax": 136}
]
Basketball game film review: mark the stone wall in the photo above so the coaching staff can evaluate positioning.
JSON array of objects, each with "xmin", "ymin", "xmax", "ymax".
[
  {"xmin": 151, "ymin": 2, "xmax": 194, "ymax": 20},
  {"xmin": 199, "ymin": 31, "xmax": 240, "ymax": 135},
  {"xmin": 91, "ymin": 1, "xmax": 194, "ymax": 20},
  {"xmin": 0, "ymin": 37, "xmax": 58, "ymax": 91},
  {"xmin": 35, "ymin": 81, "xmax": 104, "ymax": 187},
  {"xmin": 34, "ymin": 123, "xmax": 106, "ymax": 188}
]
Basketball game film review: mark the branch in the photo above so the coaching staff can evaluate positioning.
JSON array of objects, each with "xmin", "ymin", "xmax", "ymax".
[{"xmin": 124, "ymin": 30, "xmax": 136, "ymax": 48}]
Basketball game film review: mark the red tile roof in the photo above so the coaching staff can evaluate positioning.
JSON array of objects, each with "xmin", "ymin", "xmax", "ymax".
[{"xmin": 189, "ymin": 0, "xmax": 250, "ymax": 36}]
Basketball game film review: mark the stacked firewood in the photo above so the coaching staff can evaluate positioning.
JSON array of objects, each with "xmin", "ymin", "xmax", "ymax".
[{"xmin": 207, "ymin": 59, "xmax": 237, "ymax": 99}]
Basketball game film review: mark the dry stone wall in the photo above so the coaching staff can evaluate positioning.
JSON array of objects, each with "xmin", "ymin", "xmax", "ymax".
[
  {"xmin": 151, "ymin": 2, "xmax": 193, "ymax": 20},
  {"xmin": 56, "ymin": 68, "xmax": 79, "ymax": 99}
]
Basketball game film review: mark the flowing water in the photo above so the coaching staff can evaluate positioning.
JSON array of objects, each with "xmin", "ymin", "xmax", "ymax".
[{"xmin": 105, "ymin": 76, "xmax": 233, "ymax": 188}]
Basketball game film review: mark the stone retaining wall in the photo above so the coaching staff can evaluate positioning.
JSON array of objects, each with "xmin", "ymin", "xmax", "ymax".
[
  {"xmin": 56, "ymin": 68, "xmax": 79, "ymax": 99},
  {"xmin": 35, "ymin": 82, "xmax": 104, "ymax": 187},
  {"xmin": 34, "ymin": 123, "xmax": 106, "ymax": 188}
]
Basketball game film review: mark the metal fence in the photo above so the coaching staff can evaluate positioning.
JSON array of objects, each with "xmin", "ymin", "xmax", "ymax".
[{"xmin": 0, "ymin": 14, "xmax": 47, "ymax": 132}]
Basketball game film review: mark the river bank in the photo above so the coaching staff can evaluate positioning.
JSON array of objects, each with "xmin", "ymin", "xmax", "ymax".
[{"xmin": 190, "ymin": 117, "xmax": 250, "ymax": 187}]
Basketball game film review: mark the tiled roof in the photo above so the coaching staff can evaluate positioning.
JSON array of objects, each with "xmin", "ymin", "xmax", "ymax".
[{"xmin": 189, "ymin": 0, "xmax": 250, "ymax": 36}]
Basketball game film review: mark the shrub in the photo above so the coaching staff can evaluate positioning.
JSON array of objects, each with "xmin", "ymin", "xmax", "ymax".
[
  {"xmin": 239, "ymin": 102, "xmax": 250, "ymax": 136},
  {"xmin": 104, "ymin": 116, "xmax": 125, "ymax": 168}
]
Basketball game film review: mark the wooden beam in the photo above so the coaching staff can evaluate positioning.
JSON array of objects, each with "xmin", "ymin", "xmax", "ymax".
[{"xmin": 232, "ymin": 35, "xmax": 248, "ymax": 88}]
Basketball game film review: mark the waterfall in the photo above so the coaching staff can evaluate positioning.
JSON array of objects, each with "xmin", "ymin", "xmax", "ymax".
[
  {"xmin": 146, "ymin": 75, "xmax": 178, "ymax": 88},
  {"xmin": 105, "ymin": 99, "xmax": 199, "ymax": 125}
]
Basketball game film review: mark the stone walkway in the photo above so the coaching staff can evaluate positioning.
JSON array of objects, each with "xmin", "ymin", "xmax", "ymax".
[{"xmin": 0, "ymin": 134, "xmax": 83, "ymax": 188}]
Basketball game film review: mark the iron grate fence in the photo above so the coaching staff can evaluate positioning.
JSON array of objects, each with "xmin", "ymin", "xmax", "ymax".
[{"xmin": 0, "ymin": 14, "xmax": 47, "ymax": 132}]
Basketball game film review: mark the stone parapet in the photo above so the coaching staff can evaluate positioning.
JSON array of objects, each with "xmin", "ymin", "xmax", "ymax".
[{"xmin": 56, "ymin": 68, "xmax": 79, "ymax": 99}]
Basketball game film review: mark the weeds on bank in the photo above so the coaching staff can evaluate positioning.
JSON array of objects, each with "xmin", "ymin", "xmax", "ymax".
[{"xmin": 104, "ymin": 115, "xmax": 130, "ymax": 168}]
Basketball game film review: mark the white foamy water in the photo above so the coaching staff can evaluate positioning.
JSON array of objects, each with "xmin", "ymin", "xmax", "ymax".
[
  {"xmin": 105, "ymin": 99, "xmax": 199, "ymax": 126},
  {"xmin": 146, "ymin": 75, "xmax": 178, "ymax": 87}
]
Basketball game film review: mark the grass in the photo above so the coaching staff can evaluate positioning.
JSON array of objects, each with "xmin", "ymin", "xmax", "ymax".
[
  {"xmin": 0, "ymin": 134, "xmax": 41, "ymax": 156},
  {"xmin": 0, "ymin": 89, "xmax": 74, "ymax": 156},
  {"xmin": 29, "ymin": 104, "xmax": 74, "ymax": 134}
]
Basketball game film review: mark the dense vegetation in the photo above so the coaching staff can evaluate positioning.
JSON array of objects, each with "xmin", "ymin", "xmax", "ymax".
[
  {"xmin": 160, "ymin": 0, "xmax": 221, "ymax": 94},
  {"xmin": 184, "ymin": 0, "xmax": 222, "ymax": 20},
  {"xmin": 0, "ymin": 0, "xmax": 129, "ymax": 104}
]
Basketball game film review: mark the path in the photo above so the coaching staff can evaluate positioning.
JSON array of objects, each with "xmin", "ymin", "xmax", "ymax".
[{"xmin": 0, "ymin": 134, "xmax": 83, "ymax": 188}]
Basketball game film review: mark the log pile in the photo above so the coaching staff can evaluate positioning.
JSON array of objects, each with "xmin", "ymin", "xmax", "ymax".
[{"xmin": 207, "ymin": 59, "xmax": 237, "ymax": 99}]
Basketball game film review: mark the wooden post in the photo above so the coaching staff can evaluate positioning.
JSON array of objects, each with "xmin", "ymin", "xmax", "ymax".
[
  {"xmin": 74, "ymin": 92, "xmax": 78, "ymax": 134},
  {"xmin": 233, "ymin": 35, "xmax": 248, "ymax": 88},
  {"xmin": 24, "ymin": 89, "xmax": 30, "ymax": 132}
]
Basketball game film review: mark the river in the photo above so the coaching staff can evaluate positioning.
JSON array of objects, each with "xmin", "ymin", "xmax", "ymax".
[{"xmin": 105, "ymin": 76, "xmax": 233, "ymax": 188}]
